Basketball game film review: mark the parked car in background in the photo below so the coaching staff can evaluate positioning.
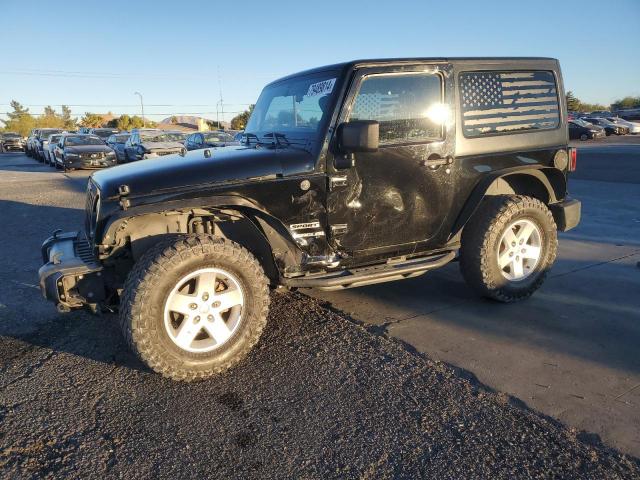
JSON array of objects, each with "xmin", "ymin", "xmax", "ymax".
[
  {"xmin": 105, "ymin": 133, "xmax": 131, "ymax": 163},
  {"xmin": 54, "ymin": 134, "xmax": 117, "ymax": 171},
  {"xmin": 0, "ymin": 132, "xmax": 24, "ymax": 152},
  {"xmin": 35, "ymin": 129, "xmax": 65, "ymax": 160},
  {"xmin": 44, "ymin": 133, "xmax": 65, "ymax": 165},
  {"xmin": 89, "ymin": 128, "xmax": 120, "ymax": 142},
  {"xmin": 77, "ymin": 127, "xmax": 92, "ymax": 134},
  {"xmin": 26, "ymin": 129, "xmax": 41, "ymax": 157},
  {"xmin": 587, "ymin": 111, "xmax": 613, "ymax": 118},
  {"xmin": 583, "ymin": 117, "xmax": 626, "ymax": 135},
  {"xmin": 123, "ymin": 129, "xmax": 186, "ymax": 162},
  {"xmin": 605, "ymin": 117, "xmax": 640, "ymax": 134},
  {"xmin": 615, "ymin": 108, "xmax": 640, "ymax": 121},
  {"xmin": 184, "ymin": 131, "xmax": 240, "ymax": 151},
  {"xmin": 568, "ymin": 119, "xmax": 605, "ymax": 141}
]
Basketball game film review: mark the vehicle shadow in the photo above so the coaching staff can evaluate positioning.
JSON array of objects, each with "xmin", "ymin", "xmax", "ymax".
[{"xmin": 312, "ymin": 253, "xmax": 640, "ymax": 375}]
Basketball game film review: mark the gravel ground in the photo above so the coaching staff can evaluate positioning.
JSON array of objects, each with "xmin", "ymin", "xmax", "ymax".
[{"xmin": 1, "ymin": 153, "xmax": 639, "ymax": 479}]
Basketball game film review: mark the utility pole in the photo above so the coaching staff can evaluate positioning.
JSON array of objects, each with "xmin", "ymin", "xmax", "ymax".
[
  {"xmin": 217, "ymin": 66, "xmax": 224, "ymax": 129},
  {"xmin": 134, "ymin": 91, "xmax": 145, "ymax": 127}
]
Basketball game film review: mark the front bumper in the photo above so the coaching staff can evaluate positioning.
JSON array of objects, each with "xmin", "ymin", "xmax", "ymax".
[
  {"xmin": 550, "ymin": 198, "xmax": 581, "ymax": 232},
  {"xmin": 66, "ymin": 156, "xmax": 117, "ymax": 169},
  {"xmin": 38, "ymin": 231, "xmax": 105, "ymax": 311},
  {"xmin": 2, "ymin": 142, "xmax": 24, "ymax": 151}
]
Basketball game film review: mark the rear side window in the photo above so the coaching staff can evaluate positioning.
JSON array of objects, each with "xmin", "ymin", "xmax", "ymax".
[
  {"xmin": 348, "ymin": 72, "xmax": 444, "ymax": 145},
  {"xmin": 460, "ymin": 71, "xmax": 560, "ymax": 137}
]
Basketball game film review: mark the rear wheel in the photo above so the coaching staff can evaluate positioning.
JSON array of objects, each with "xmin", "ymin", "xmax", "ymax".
[
  {"xmin": 120, "ymin": 235, "xmax": 270, "ymax": 381},
  {"xmin": 579, "ymin": 133, "xmax": 588, "ymax": 141},
  {"xmin": 460, "ymin": 195, "xmax": 557, "ymax": 302}
]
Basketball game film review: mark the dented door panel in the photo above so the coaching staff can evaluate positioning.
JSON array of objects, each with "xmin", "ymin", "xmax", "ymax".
[{"xmin": 326, "ymin": 63, "xmax": 457, "ymax": 255}]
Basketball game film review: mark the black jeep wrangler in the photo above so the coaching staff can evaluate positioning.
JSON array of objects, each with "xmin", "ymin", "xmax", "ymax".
[{"xmin": 39, "ymin": 57, "xmax": 581, "ymax": 381}]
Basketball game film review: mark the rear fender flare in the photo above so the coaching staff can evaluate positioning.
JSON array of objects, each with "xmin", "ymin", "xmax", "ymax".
[{"xmin": 450, "ymin": 166, "xmax": 566, "ymax": 239}]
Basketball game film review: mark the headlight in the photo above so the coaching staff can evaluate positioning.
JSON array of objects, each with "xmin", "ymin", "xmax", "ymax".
[
  {"xmin": 590, "ymin": 130, "xmax": 598, "ymax": 133},
  {"xmin": 66, "ymin": 152, "xmax": 79, "ymax": 158},
  {"xmin": 106, "ymin": 151, "xmax": 115, "ymax": 157}
]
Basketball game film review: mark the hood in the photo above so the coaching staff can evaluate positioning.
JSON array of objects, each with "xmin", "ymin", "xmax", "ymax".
[
  {"xmin": 141, "ymin": 141, "xmax": 184, "ymax": 151},
  {"xmin": 91, "ymin": 145, "xmax": 313, "ymax": 199},
  {"xmin": 66, "ymin": 145, "xmax": 114, "ymax": 154}
]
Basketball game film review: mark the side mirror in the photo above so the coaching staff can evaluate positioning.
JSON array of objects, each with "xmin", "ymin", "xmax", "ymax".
[{"xmin": 337, "ymin": 120, "xmax": 379, "ymax": 154}]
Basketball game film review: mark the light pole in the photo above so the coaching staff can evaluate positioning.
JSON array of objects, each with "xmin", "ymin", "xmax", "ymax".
[{"xmin": 134, "ymin": 91, "xmax": 145, "ymax": 127}]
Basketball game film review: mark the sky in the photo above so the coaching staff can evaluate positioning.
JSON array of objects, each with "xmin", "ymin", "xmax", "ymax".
[{"xmin": 1, "ymin": 0, "xmax": 638, "ymax": 123}]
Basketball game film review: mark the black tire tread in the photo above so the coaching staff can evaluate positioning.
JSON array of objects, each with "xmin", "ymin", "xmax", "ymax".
[
  {"xmin": 119, "ymin": 234, "xmax": 270, "ymax": 381},
  {"xmin": 460, "ymin": 195, "xmax": 557, "ymax": 302}
]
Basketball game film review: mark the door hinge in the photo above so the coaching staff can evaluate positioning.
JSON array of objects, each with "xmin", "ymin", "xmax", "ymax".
[
  {"xmin": 331, "ymin": 224, "xmax": 348, "ymax": 235},
  {"xmin": 329, "ymin": 175, "xmax": 348, "ymax": 190}
]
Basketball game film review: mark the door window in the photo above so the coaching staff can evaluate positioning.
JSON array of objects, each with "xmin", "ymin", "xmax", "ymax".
[{"xmin": 348, "ymin": 73, "xmax": 444, "ymax": 145}]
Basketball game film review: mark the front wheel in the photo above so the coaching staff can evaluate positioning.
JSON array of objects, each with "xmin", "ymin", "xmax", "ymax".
[
  {"xmin": 120, "ymin": 235, "xmax": 270, "ymax": 381},
  {"xmin": 580, "ymin": 133, "xmax": 588, "ymax": 141},
  {"xmin": 459, "ymin": 195, "xmax": 557, "ymax": 302}
]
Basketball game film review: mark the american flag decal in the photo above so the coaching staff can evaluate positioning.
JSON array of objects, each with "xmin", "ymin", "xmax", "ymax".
[{"xmin": 460, "ymin": 71, "xmax": 559, "ymax": 136}]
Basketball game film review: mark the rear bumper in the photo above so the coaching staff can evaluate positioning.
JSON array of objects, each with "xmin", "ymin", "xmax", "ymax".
[
  {"xmin": 550, "ymin": 198, "xmax": 581, "ymax": 232},
  {"xmin": 38, "ymin": 231, "xmax": 105, "ymax": 311}
]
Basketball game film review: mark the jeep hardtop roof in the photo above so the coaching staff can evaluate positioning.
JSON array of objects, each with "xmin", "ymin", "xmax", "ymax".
[{"xmin": 268, "ymin": 57, "xmax": 559, "ymax": 85}]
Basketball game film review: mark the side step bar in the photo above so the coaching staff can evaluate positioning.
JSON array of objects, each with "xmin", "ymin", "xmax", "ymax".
[{"xmin": 282, "ymin": 251, "xmax": 456, "ymax": 291}]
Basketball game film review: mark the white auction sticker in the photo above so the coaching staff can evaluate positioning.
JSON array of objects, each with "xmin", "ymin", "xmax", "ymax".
[{"xmin": 306, "ymin": 78, "xmax": 336, "ymax": 97}]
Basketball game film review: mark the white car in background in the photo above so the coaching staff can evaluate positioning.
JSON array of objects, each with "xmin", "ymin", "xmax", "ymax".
[
  {"xmin": 606, "ymin": 117, "xmax": 640, "ymax": 134},
  {"xmin": 44, "ymin": 133, "xmax": 65, "ymax": 165}
]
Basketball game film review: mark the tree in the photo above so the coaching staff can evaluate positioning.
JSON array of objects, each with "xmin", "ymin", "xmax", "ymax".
[
  {"xmin": 566, "ymin": 91, "xmax": 580, "ymax": 112},
  {"xmin": 1, "ymin": 100, "xmax": 36, "ymax": 136},
  {"xmin": 206, "ymin": 120, "xmax": 223, "ymax": 130},
  {"xmin": 230, "ymin": 104, "xmax": 254, "ymax": 130},
  {"xmin": 565, "ymin": 91, "xmax": 607, "ymax": 113},
  {"xmin": 61, "ymin": 105, "xmax": 76, "ymax": 130},
  {"xmin": 611, "ymin": 96, "xmax": 640, "ymax": 111},
  {"xmin": 37, "ymin": 105, "xmax": 64, "ymax": 128},
  {"xmin": 79, "ymin": 112, "xmax": 105, "ymax": 128}
]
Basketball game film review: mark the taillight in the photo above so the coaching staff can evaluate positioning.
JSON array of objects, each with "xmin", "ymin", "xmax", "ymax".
[{"xmin": 568, "ymin": 147, "xmax": 577, "ymax": 172}]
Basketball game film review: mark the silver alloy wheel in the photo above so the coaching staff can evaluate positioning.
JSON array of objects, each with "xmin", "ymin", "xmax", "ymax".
[
  {"xmin": 163, "ymin": 267, "xmax": 244, "ymax": 353},
  {"xmin": 496, "ymin": 219, "xmax": 542, "ymax": 281}
]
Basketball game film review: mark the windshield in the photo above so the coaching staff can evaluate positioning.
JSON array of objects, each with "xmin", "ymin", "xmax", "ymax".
[
  {"xmin": 3, "ymin": 133, "xmax": 20, "ymax": 138},
  {"xmin": 39, "ymin": 130, "xmax": 63, "ymax": 139},
  {"xmin": 141, "ymin": 132, "xmax": 185, "ymax": 143},
  {"xmin": 572, "ymin": 119, "xmax": 590, "ymax": 127},
  {"xmin": 115, "ymin": 134, "xmax": 130, "ymax": 143},
  {"xmin": 245, "ymin": 71, "xmax": 339, "ymax": 145},
  {"xmin": 204, "ymin": 132, "xmax": 234, "ymax": 143},
  {"xmin": 65, "ymin": 135, "xmax": 104, "ymax": 146},
  {"xmin": 49, "ymin": 135, "xmax": 62, "ymax": 143}
]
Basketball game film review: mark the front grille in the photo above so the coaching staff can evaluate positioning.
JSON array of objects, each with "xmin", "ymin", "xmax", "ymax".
[
  {"xmin": 74, "ymin": 235, "xmax": 99, "ymax": 268},
  {"xmin": 156, "ymin": 150, "xmax": 178, "ymax": 157},
  {"xmin": 80, "ymin": 152, "xmax": 105, "ymax": 160}
]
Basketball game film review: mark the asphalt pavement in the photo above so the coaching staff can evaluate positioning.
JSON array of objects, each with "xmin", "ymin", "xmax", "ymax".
[{"xmin": 1, "ymin": 148, "xmax": 639, "ymax": 478}]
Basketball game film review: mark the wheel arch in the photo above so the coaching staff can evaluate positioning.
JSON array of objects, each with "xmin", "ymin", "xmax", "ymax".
[
  {"xmin": 99, "ymin": 198, "xmax": 303, "ymax": 285},
  {"xmin": 450, "ymin": 167, "xmax": 566, "ymax": 240}
]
